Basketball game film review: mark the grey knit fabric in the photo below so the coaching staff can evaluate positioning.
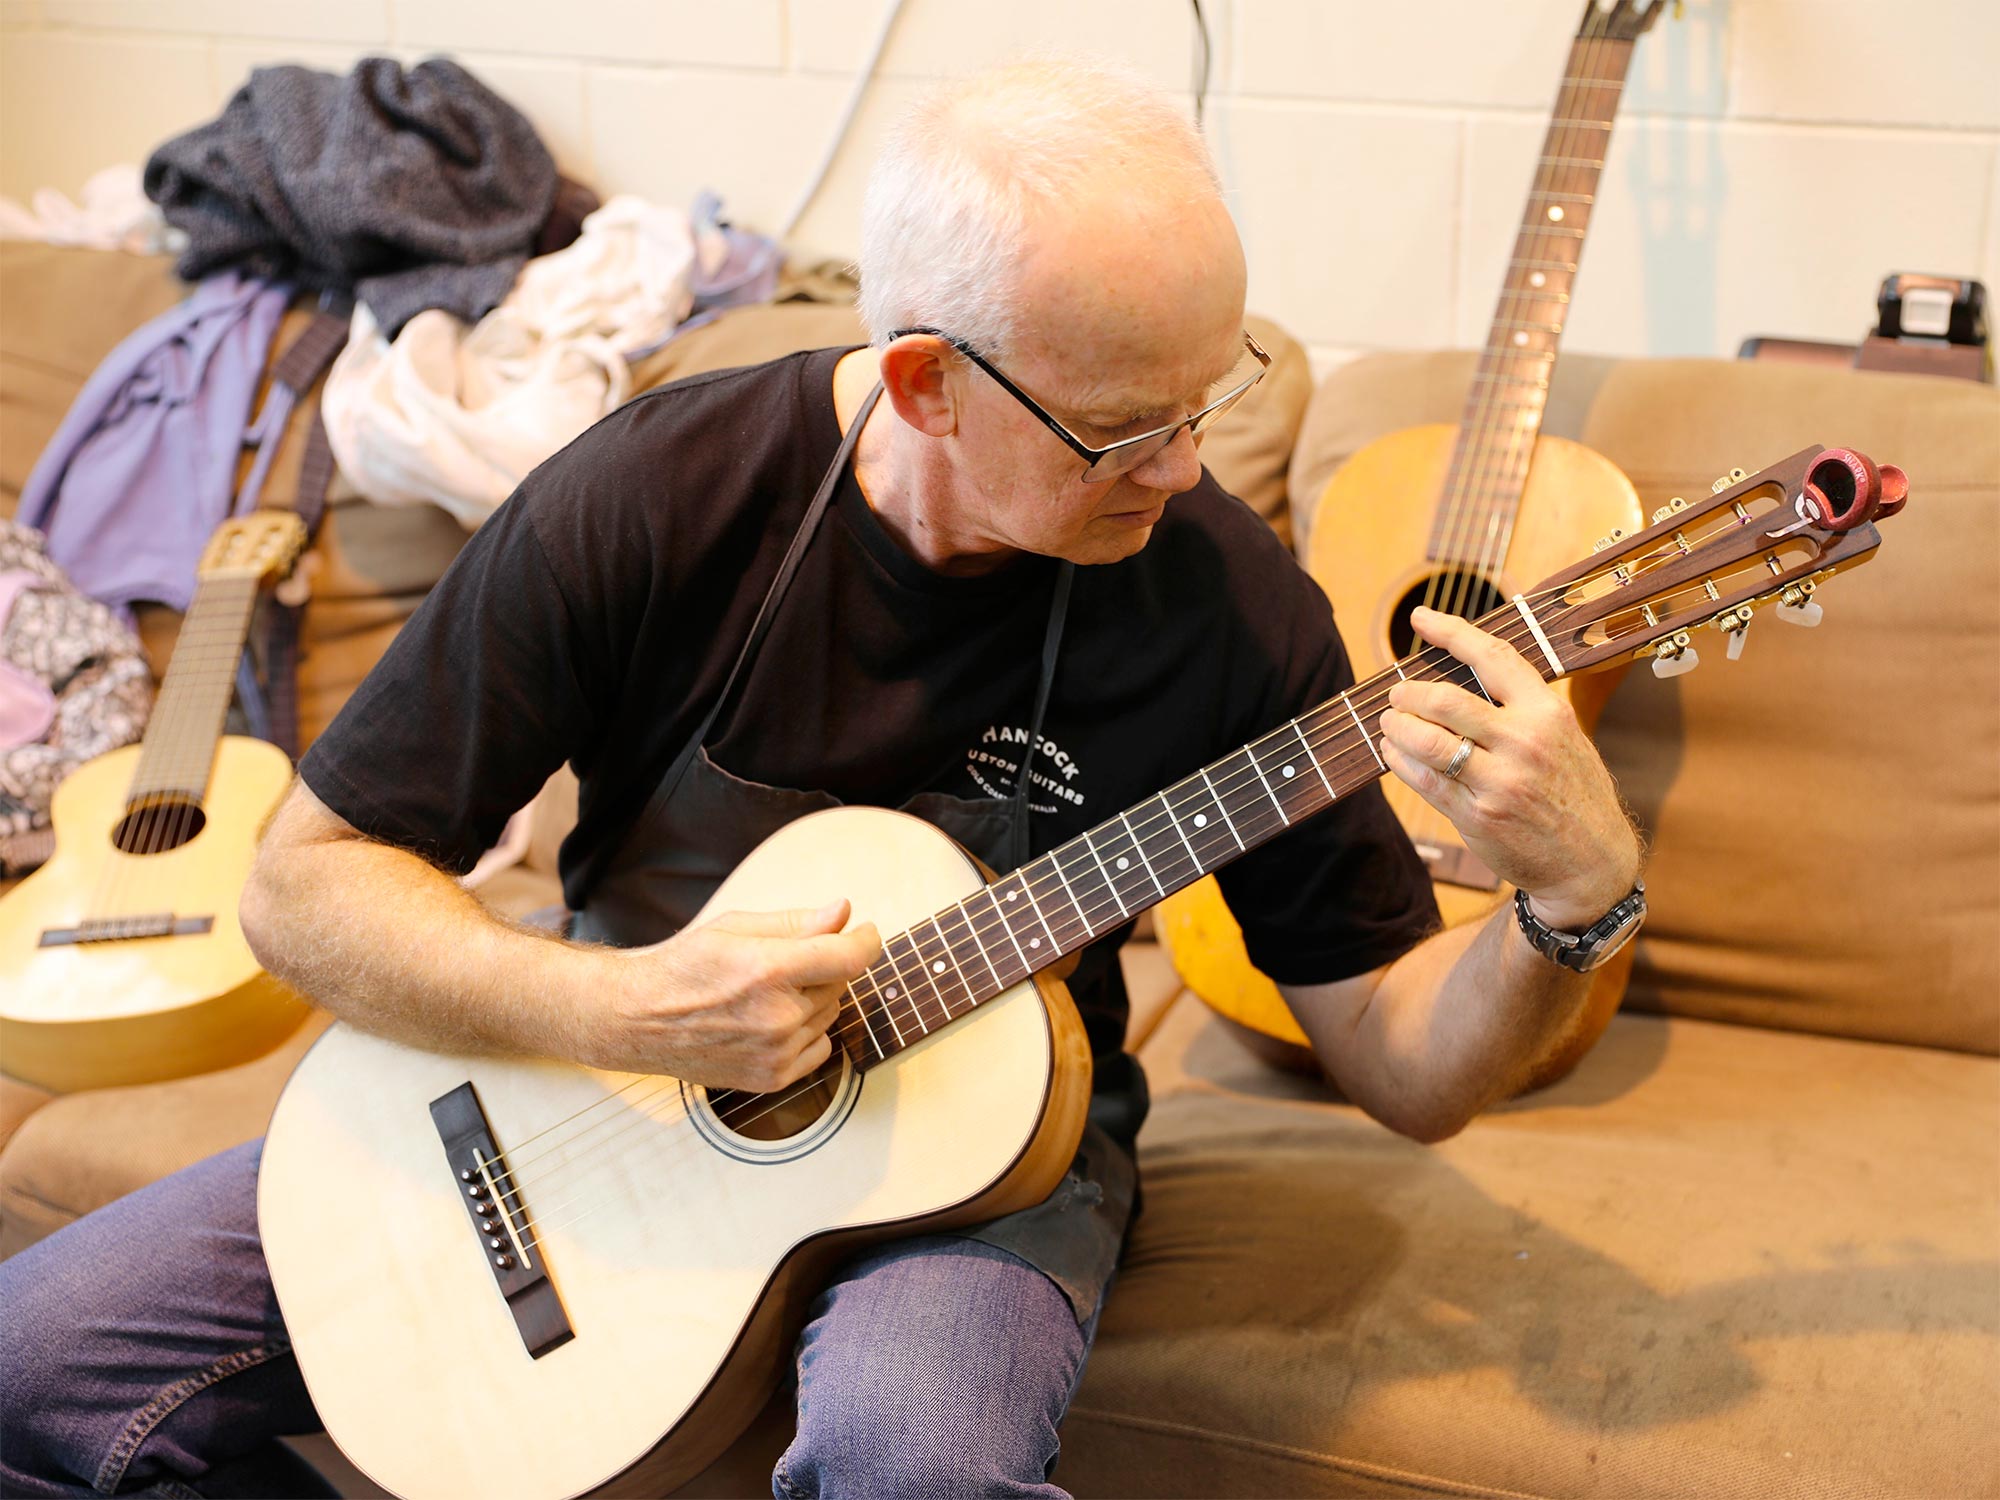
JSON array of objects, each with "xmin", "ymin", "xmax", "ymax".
[{"xmin": 144, "ymin": 57, "xmax": 558, "ymax": 338}]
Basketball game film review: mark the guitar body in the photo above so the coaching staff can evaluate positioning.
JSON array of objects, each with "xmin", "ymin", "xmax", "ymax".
[
  {"xmin": 0, "ymin": 735, "xmax": 309, "ymax": 1092},
  {"xmin": 260, "ymin": 805, "xmax": 1092, "ymax": 1500},
  {"xmin": 1160, "ymin": 427, "xmax": 1641, "ymax": 1086}
]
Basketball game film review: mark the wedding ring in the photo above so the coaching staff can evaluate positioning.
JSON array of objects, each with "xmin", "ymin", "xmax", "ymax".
[{"xmin": 1443, "ymin": 735, "xmax": 1475, "ymax": 781}]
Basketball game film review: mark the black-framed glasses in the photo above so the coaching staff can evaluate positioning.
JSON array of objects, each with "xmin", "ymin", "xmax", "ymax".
[{"xmin": 889, "ymin": 326, "xmax": 1271, "ymax": 482}]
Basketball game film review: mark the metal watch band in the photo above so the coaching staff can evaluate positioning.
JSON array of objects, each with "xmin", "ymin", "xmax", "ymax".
[{"xmin": 1513, "ymin": 880, "xmax": 1647, "ymax": 974}]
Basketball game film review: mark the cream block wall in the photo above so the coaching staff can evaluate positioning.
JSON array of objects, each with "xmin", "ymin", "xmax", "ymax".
[{"xmin": 2, "ymin": 0, "xmax": 1996, "ymax": 367}]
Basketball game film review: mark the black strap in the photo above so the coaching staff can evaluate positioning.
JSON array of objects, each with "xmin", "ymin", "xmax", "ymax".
[
  {"xmin": 642, "ymin": 383, "xmax": 885, "ymax": 818},
  {"xmin": 1009, "ymin": 560, "xmax": 1074, "ymax": 868}
]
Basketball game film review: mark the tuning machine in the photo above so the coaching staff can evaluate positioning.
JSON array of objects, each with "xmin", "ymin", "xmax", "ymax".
[
  {"xmin": 1711, "ymin": 603, "xmax": 1755, "ymax": 660},
  {"xmin": 1650, "ymin": 496, "xmax": 1690, "ymax": 525},
  {"xmin": 1775, "ymin": 579, "xmax": 1822, "ymax": 627},
  {"xmin": 1710, "ymin": 467, "xmax": 1749, "ymax": 495},
  {"xmin": 1651, "ymin": 630, "xmax": 1700, "ymax": 678}
]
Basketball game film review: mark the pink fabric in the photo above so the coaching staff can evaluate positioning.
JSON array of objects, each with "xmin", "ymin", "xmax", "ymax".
[{"xmin": 0, "ymin": 572, "xmax": 56, "ymax": 748}]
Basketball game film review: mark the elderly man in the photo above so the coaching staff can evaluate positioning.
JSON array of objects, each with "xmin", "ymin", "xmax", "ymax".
[{"xmin": 0, "ymin": 57, "xmax": 1640, "ymax": 1500}]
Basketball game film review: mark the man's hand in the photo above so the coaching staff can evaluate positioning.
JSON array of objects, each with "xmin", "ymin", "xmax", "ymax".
[
  {"xmin": 586, "ymin": 899, "xmax": 882, "ymax": 1092},
  {"xmin": 1377, "ymin": 606, "xmax": 1642, "ymax": 931}
]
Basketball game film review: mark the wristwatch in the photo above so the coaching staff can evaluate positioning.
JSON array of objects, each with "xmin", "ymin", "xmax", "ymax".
[{"xmin": 1513, "ymin": 881, "xmax": 1647, "ymax": 973}]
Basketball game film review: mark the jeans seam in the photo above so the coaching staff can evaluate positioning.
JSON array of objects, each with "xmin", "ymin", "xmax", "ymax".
[
  {"xmin": 93, "ymin": 1338, "xmax": 292, "ymax": 1495},
  {"xmin": 771, "ymin": 1455, "xmax": 810, "ymax": 1500}
]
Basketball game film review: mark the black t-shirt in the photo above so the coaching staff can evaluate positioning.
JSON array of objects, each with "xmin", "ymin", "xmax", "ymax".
[{"xmin": 301, "ymin": 347, "xmax": 1439, "ymax": 1089}]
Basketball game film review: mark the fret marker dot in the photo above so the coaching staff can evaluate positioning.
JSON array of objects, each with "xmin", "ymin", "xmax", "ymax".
[
  {"xmin": 1116, "ymin": 856, "xmax": 1130, "ymax": 871},
  {"xmin": 1529, "ymin": 271, "xmax": 1546, "ymax": 288},
  {"xmin": 1030, "ymin": 937, "xmax": 1042, "ymax": 949},
  {"xmin": 931, "ymin": 960, "xmax": 946, "ymax": 974},
  {"xmin": 1282, "ymin": 765, "xmax": 1296, "ymax": 778},
  {"xmin": 1194, "ymin": 813, "xmax": 1208, "ymax": 827},
  {"xmin": 885, "ymin": 986, "xmax": 899, "ymax": 999},
  {"xmin": 1547, "ymin": 205, "xmax": 1565, "ymax": 222},
  {"xmin": 1006, "ymin": 890, "xmax": 1018, "ymax": 901},
  {"xmin": 1513, "ymin": 331, "xmax": 1530, "ymax": 346}
]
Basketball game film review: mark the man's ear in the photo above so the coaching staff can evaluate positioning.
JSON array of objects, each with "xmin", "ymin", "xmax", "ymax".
[{"xmin": 876, "ymin": 336, "xmax": 959, "ymax": 437}]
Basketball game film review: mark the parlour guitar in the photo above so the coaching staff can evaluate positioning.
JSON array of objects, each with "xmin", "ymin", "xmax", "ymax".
[
  {"xmin": 261, "ymin": 445, "xmax": 1904, "ymax": 1498},
  {"xmin": 0, "ymin": 512, "xmax": 312, "ymax": 1091},
  {"xmin": 1161, "ymin": 0, "xmax": 1669, "ymax": 1083}
]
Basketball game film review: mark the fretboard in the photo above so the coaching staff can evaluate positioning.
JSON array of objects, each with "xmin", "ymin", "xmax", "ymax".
[
  {"xmin": 124, "ymin": 575, "xmax": 259, "ymax": 807},
  {"xmin": 1426, "ymin": 27, "xmax": 1636, "ymax": 566},
  {"xmin": 839, "ymin": 601, "xmax": 1556, "ymax": 1070}
]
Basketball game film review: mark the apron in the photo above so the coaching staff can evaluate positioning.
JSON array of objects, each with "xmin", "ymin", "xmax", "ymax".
[{"xmin": 569, "ymin": 385, "xmax": 1133, "ymax": 1323}]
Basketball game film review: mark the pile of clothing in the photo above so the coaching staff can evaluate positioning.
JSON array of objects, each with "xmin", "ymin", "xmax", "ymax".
[{"xmin": 5, "ymin": 54, "xmax": 786, "ymax": 836}]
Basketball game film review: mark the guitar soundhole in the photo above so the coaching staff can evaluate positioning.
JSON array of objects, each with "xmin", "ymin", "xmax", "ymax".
[
  {"xmin": 706, "ymin": 1056, "xmax": 844, "ymax": 1143},
  {"xmin": 111, "ymin": 798, "xmax": 207, "ymax": 856},
  {"xmin": 1389, "ymin": 573, "xmax": 1509, "ymax": 657}
]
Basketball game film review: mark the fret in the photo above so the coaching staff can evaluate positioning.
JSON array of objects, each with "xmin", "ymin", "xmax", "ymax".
[
  {"xmin": 985, "ymin": 883, "xmax": 1034, "ymax": 973},
  {"xmin": 1468, "ymin": 369, "xmax": 1552, "ymax": 389},
  {"xmin": 1289, "ymin": 721, "xmax": 1338, "ymax": 803},
  {"xmin": 1196, "ymin": 766, "xmax": 1246, "ymax": 850},
  {"xmin": 948, "ymin": 897, "xmax": 1007, "ymax": 995},
  {"xmin": 869, "ymin": 953, "xmax": 913, "ymax": 1046},
  {"xmin": 1079, "ymin": 829, "xmax": 1130, "ymax": 920},
  {"xmin": 1001, "ymin": 868, "xmax": 1062, "ymax": 958},
  {"xmin": 844, "ymin": 981, "xmax": 888, "ymax": 1061},
  {"xmin": 1535, "ymin": 155, "xmax": 1605, "ymax": 170},
  {"xmin": 1512, "ymin": 258, "xmax": 1579, "ymax": 273},
  {"xmin": 1153, "ymin": 790, "xmax": 1207, "ymax": 882},
  {"xmin": 1088, "ymin": 817, "xmax": 1157, "ymax": 914},
  {"xmin": 1045, "ymin": 844, "xmax": 1093, "ymax": 939},
  {"xmin": 1526, "ymin": 190, "xmax": 1595, "ymax": 205},
  {"xmin": 1117, "ymin": 810, "xmax": 1168, "ymax": 899},
  {"xmin": 1515, "ymin": 225, "xmax": 1587, "ymax": 240},
  {"xmin": 881, "ymin": 933, "xmax": 945, "ymax": 1033},
  {"xmin": 1555, "ymin": 75, "xmax": 1623, "ymax": 88},
  {"xmin": 1342, "ymin": 694, "xmax": 1386, "ymax": 771},
  {"xmin": 1245, "ymin": 744, "xmax": 1290, "ymax": 826},
  {"xmin": 1491, "ymin": 318, "xmax": 1565, "ymax": 334},
  {"xmin": 910, "ymin": 919, "xmax": 978, "ymax": 1017},
  {"xmin": 1547, "ymin": 118, "xmax": 1613, "ymax": 128}
]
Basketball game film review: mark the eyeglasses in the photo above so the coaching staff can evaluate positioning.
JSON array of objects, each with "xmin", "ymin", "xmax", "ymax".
[{"xmin": 888, "ymin": 326, "xmax": 1271, "ymax": 482}]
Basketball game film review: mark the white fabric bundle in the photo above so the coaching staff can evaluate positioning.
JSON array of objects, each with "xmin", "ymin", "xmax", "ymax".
[
  {"xmin": 0, "ymin": 164, "xmax": 183, "ymax": 255},
  {"xmin": 324, "ymin": 195, "xmax": 698, "ymax": 529}
]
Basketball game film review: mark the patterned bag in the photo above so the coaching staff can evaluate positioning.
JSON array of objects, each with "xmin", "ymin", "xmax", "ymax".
[{"xmin": 0, "ymin": 520, "xmax": 153, "ymax": 875}]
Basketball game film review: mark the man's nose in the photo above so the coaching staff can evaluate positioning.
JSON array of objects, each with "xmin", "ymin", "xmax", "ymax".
[{"xmin": 1127, "ymin": 424, "xmax": 1204, "ymax": 494}]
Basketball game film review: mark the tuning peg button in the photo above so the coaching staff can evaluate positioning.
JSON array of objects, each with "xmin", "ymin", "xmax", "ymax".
[
  {"xmin": 1653, "ymin": 645, "xmax": 1700, "ymax": 679},
  {"xmin": 1776, "ymin": 600, "xmax": 1823, "ymax": 627},
  {"xmin": 1726, "ymin": 626, "xmax": 1749, "ymax": 661}
]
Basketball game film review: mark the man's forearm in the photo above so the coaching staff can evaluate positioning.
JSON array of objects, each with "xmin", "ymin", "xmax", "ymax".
[
  {"xmin": 1333, "ymin": 906, "xmax": 1593, "ymax": 1143},
  {"xmin": 241, "ymin": 811, "xmax": 605, "ymax": 1064}
]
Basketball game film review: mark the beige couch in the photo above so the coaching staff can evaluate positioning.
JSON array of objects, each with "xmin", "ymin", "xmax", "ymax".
[{"xmin": 2, "ymin": 247, "xmax": 1995, "ymax": 1497}]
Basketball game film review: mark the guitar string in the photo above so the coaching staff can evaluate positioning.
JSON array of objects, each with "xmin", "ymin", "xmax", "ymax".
[
  {"xmin": 483, "ymin": 533, "xmax": 1740, "ymax": 1224},
  {"xmin": 469, "ymin": 526, "xmax": 1759, "ymax": 1211},
  {"xmin": 1462, "ymin": 17, "xmax": 1625, "ymax": 636},
  {"xmin": 1417, "ymin": 11, "xmax": 1615, "ymax": 867},
  {"xmin": 86, "ymin": 581, "xmax": 253, "ymax": 927},
  {"xmin": 503, "ymin": 534, "xmax": 1786, "ymax": 1252}
]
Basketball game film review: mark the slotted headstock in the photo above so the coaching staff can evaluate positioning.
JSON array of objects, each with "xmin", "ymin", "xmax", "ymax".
[
  {"xmin": 196, "ymin": 511, "xmax": 308, "ymax": 587},
  {"xmin": 1578, "ymin": 0, "xmax": 1672, "ymax": 42},
  {"xmin": 1522, "ymin": 446, "xmax": 1907, "ymax": 679}
]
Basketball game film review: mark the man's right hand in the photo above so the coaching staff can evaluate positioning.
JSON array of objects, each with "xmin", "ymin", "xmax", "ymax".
[{"xmin": 585, "ymin": 899, "xmax": 882, "ymax": 1092}]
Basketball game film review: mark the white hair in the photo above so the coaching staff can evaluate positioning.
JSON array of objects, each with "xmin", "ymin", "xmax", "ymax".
[{"xmin": 857, "ymin": 56, "xmax": 1222, "ymax": 361}]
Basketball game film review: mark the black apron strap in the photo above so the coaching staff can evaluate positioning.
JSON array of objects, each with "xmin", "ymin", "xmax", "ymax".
[
  {"xmin": 1009, "ymin": 560, "xmax": 1074, "ymax": 868},
  {"xmin": 642, "ymin": 382, "xmax": 884, "ymax": 818}
]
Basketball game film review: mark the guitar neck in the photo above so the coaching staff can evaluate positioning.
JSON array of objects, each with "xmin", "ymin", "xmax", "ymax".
[
  {"xmin": 1428, "ymin": 22, "xmax": 1638, "ymax": 565},
  {"xmin": 124, "ymin": 575, "xmax": 261, "ymax": 808},
  {"xmin": 845, "ymin": 601, "xmax": 1554, "ymax": 1069}
]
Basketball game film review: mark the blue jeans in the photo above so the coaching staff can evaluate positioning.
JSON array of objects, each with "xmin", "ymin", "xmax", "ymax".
[{"xmin": 0, "ymin": 1141, "xmax": 1103, "ymax": 1498}]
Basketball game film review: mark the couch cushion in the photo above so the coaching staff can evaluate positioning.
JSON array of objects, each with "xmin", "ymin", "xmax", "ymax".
[
  {"xmin": 1581, "ymin": 360, "xmax": 2000, "ymax": 1056},
  {"xmin": 0, "ymin": 1013, "xmax": 333, "ymax": 1259},
  {"xmin": 1053, "ymin": 994, "xmax": 2000, "ymax": 1498},
  {"xmin": 0, "ymin": 244, "xmax": 185, "ymax": 521}
]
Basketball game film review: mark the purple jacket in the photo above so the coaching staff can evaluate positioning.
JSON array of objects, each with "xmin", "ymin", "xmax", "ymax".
[{"xmin": 18, "ymin": 271, "xmax": 290, "ymax": 612}]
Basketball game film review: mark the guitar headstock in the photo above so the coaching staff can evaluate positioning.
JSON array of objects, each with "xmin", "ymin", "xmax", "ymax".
[
  {"xmin": 196, "ymin": 511, "xmax": 309, "ymax": 587},
  {"xmin": 1579, "ymin": 0, "xmax": 1673, "ymax": 42},
  {"xmin": 1523, "ymin": 446, "xmax": 1907, "ymax": 679}
]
